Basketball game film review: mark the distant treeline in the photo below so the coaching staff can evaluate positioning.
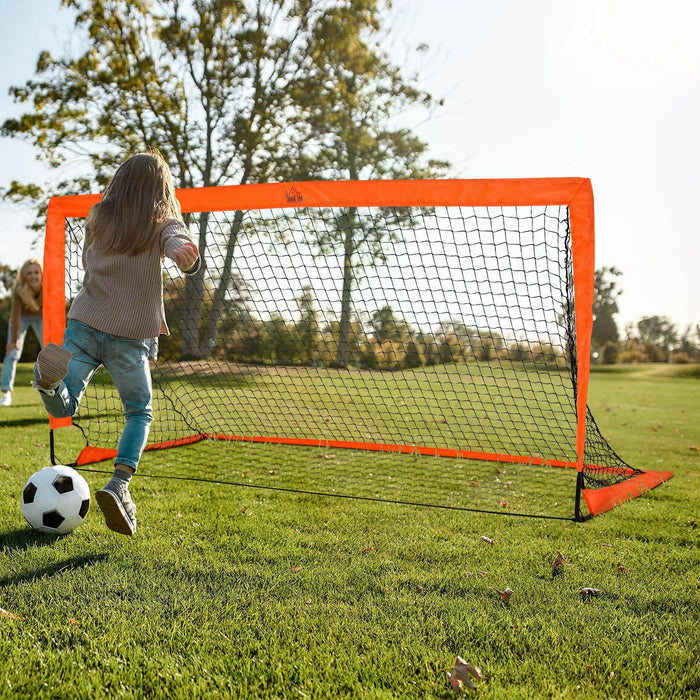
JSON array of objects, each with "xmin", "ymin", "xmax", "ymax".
[{"xmin": 158, "ymin": 279, "xmax": 568, "ymax": 370}]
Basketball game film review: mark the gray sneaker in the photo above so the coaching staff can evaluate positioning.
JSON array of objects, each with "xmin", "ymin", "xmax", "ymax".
[{"xmin": 96, "ymin": 480, "xmax": 137, "ymax": 536}]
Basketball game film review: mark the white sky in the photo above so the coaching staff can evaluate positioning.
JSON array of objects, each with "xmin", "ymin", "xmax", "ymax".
[{"xmin": 0, "ymin": 0, "xmax": 699, "ymax": 332}]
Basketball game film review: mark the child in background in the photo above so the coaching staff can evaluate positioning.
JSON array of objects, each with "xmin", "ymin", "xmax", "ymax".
[
  {"xmin": 33, "ymin": 149, "xmax": 200, "ymax": 536},
  {"xmin": 1, "ymin": 258, "xmax": 44, "ymax": 407}
]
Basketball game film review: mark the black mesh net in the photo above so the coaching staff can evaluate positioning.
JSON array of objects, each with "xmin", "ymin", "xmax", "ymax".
[{"xmin": 55, "ymin": 202, "xmax": 639, "ymax": 519}]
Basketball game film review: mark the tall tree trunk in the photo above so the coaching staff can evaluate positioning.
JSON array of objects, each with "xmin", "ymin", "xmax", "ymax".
[
  {"xmin": 332, "ymin": 208, "xmax": 356, "ymax": 369},
  {"xmin": 198, "ymin": 209, "xmax": 245, "ymax": 357},
  {"xmin": 180, "ymin": 212, "xmax": 210, "ymax": 360}
]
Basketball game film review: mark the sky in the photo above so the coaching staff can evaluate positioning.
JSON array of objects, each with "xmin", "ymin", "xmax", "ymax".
[{"xmin": 0, "ymin": 0, "xmax": 698, "ymax": 333}]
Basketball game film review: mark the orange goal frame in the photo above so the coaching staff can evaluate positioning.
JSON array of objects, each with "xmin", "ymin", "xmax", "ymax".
[{"xmin": 43, "ymin": 178, "xmax": 673, "ymax": 519}]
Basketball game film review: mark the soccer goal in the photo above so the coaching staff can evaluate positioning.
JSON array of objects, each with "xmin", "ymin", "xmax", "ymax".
[{"xmin": 43, "ymin": 178, "xmax": 672, "ymax": 521}]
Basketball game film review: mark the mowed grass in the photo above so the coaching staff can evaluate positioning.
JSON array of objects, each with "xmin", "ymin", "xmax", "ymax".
[{"xmin": 0, "ymin": 363, "xmax": 698, "ymax": 698}]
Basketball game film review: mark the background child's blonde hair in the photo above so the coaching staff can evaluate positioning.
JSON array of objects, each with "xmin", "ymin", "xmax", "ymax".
[
  {"xmin": 86, "ymin": 148, "xmax": 182, "ymax": 256},
  {"xmin": 13, "ymin": 258, "xmax": 42, "ymax": 313}
]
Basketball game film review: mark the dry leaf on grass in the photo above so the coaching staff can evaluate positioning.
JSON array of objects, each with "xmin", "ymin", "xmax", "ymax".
[
  {"xmin": 477, "ymin": 570, "xmax": 489, "ymax": 578},
  {"xmin": 690, "ymin": 445, "xmax": 699, "ymax": 451},
  {"xmin": 68, "ymin": 618, "xmax": 80, "ymax": 626},
  {"xmin": 443, "ymin": 656, "xmax": 484, "ymax": 692},
  {"xmin": 480, "ymin": 536, "xmax": 494, "ymax": 545},
  {"xmin": 290, "ymin": 566, "xmax": 304, "ymax": 574},
  {"xmin": 0, "ymin": 608, "xmax": 25, "ymax": 621},
  {"xmin": 579, "ymin": 587, "xmax": 601, "ymax": 598},
  {"xmin": 552, "ymin": 550, "xmax": 568, "ymax": 570},
  {"xmin": 494, "ymin": 587, "xmax": 514, "ymax": 603}
]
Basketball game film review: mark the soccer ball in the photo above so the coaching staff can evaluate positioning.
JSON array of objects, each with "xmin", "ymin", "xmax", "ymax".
[{"xmin": 21, "ymin": 465, "xmax": 91, "ymax": 535}]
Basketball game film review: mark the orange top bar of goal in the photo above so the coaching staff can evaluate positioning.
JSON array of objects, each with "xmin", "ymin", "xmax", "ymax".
[{"xmin": 46, "ymin": 177, "xmax": 592, "ymax": 217}]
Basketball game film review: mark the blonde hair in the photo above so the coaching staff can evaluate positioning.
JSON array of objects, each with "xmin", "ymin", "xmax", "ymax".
[
  {"xmin": 13, "ymin": 258, "xmax": 43, "ymax": 313},
  {"xmin": 85, "ymin": 149, "xmax": 181, "ymax": 256}
]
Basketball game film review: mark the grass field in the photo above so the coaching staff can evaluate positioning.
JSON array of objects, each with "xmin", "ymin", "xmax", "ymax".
[{"xmin": 0, "ymin": 363, "xmax": 698, "ymax": 698}]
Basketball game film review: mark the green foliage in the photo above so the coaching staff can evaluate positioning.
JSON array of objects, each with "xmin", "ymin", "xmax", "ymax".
[{"xmin": 600, "ymin": 340, "xmax": 619, "ymax": 365}]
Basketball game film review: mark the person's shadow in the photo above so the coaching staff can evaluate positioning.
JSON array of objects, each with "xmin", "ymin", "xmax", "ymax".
[{"xmin": 0, "ymin": 528, "xmax": 108, "ymax": 586}]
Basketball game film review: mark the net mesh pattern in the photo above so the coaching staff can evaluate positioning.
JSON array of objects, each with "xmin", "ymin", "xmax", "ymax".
[{"xmin": 58, "ymin": 203, "xmax": 638, "ymax": 517}]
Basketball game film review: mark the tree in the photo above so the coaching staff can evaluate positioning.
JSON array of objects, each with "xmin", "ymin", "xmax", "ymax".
[
  {"xmin": 296, "ymin": 285, "xmax": 321, "ymax": 365},
  {"xmin": 677, "ymin": 323, "xmax": 700, "ymax": 362},
  {"xmin": 635, "ymin": 315, "xmax": 678, "ymax": 360},
  {"xmin": 4, "ymin": 1, "xmax": 447, "ymax": 363},
  {"xmin": 2, "ymin": 0, "xmax": 324, "ymax": 357},
  {"xmin": 288, "ymin": 0, "xmax": 449, "ymax": 367},
  {"xmin": 592, "ymin": 266, "xmax": 623, "ymax": 349},
  {"xmin": 0, "ymin": 263, "xmax": 15, "ymax": 297}
]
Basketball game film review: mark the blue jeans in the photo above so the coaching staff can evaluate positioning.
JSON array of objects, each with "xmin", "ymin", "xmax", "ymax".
[
  {"xmin": 1, "ymin": 314, "xmax": 43, "ymax": 391},
  {"xmin": 39, "ymin": 319, "xmax": 155, "ymax": 471}
]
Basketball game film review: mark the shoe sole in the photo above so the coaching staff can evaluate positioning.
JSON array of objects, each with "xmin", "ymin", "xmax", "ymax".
[
  {"xmin": 95, "ymin": 489, "xmax": 136, "ymax": 536},
  {"xmin": 37, "ymin": 343, "xmax": 73, "ymax": 388}
]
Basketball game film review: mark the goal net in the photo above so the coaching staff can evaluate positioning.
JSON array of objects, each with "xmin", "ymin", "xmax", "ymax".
[{"xmin": 43, "ymin": 179, "xmax": 672, "ymax": 520}]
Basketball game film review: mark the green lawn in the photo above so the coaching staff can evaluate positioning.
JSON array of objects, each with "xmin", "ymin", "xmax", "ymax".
[{"xmin": 0, "ymin": 363, "xmax": 698, "ymax": 698}]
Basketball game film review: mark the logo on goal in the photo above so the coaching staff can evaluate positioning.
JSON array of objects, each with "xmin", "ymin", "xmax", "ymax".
[{"xmin": 285, "ymin": 187, "xmax": 303, "ymax": 204}]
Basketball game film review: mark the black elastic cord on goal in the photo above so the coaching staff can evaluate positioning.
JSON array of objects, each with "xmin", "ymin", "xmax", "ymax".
[{"xmin": 71, "ymin": 464, "xmax": 574, "ymax": 522}]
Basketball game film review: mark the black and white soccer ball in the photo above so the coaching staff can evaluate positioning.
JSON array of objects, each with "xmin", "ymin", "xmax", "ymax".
[{"xmin": 21, "ymin": 465, "xmax": 90, "ymax": 535}]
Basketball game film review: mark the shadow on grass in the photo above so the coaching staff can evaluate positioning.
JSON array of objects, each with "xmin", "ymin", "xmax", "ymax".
[
  {"xmin": 0, "ymin": 417, "xmax": 50, "ymax": 429},
  {"xmin": 0, "ymin": 527, "xmax": 63, "ymax": 551},
  {"xmin": 0, "ymin": 549, "xmax": 109, "ymax": 587}
]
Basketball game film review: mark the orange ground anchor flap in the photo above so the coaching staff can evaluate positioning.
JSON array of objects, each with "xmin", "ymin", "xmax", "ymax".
[{"xmin": 582, "ymin": 470, "xmax": 674, "ymax": 517}]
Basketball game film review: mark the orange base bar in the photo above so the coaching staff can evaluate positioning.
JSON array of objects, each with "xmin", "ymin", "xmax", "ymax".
[
  {"xmin": 581, "ymin": 470, "xmax": 674, "ymax": 517},
  {"xmin": 76, "ymin": 435, "xmax": 206, "ymax": 466}
]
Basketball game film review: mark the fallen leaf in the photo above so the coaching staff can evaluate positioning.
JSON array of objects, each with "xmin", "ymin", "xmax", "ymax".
[
  {"xmin": 68, "ymin": 618, "xmax": 80, "ymax": 626},
  {"xmin": 690, "ymin": 445, "xmax": 699, "ymax": 452},
  {"xmin": 416, "ymin": 585, "xmax": 426, "ymax": 593},
  {"xmin": 597, "ymin": 543, "xmax": 613, "ymax": 548},
  {"xmin": 494, "ymin": 586, "xmax": 514, "ymax": 603},
  {"xmin": 616, "ymin": 564, "xmax": 628, "ymax": 574},
  {"xmin": 477, "ymin": 570, "xmax": 489, "ymax": 578},
  {"xmin": 480, "ymin": 536, "xmax": 494, "ymax": 545},
  {"xmin": 290, "ymin": 566, "xmax": 304, "ymax": 574},
  {"xmin": 552, "ymin": 550, "xmax": 568, "ymax": 570},
  {"xmin": 361, "ymin": 546, "xmax": 373, "ymax": 553},
  {"xmin": 465, "ymin": 572, "xmax": 474, "ymax": 579},
  {"xmin": 316, "ymin": 453, "xmax": 331, "ymax": 459},
  {"xmin": 579, "ymin": 587, "xmax": 601, "ymax": 598},
  {"xmin": 0, "ymin": 608, "xmax": 25, "ymax": 621},
  {"xmin": 496, "ymin": 500, "xmax": 509, "ymax": 508},
  {"xmin": 444, "ymin": 656, "xmax": 484, "ymax": 692}
]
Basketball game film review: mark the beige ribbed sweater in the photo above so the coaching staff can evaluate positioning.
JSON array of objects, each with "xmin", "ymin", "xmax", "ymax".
[{"xmin": 68, "ymin": 219, "xmax": 200, "ymax": 340}]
